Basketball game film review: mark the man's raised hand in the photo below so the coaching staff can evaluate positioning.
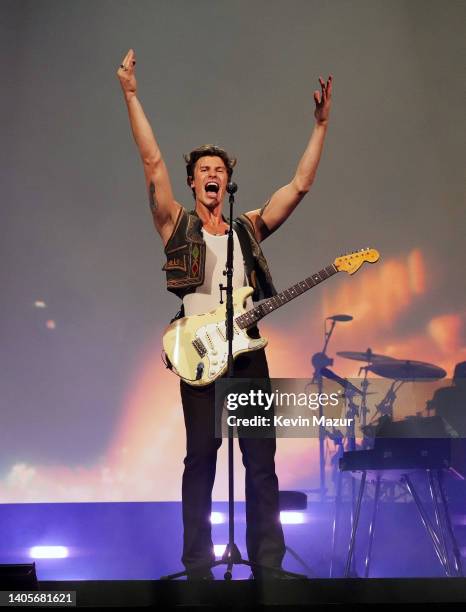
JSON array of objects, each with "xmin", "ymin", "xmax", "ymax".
[
  {"xmin": 117, "ymin": 49, "xmax": 137, "ymax": 99},
  {"xmin": 313, "ymin": 75, "xmax": 332, "ymax": 125}
]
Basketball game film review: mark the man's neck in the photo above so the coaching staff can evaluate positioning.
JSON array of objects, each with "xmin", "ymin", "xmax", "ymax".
[{"xmin": 194, "ymin": 201, "xmax": 226, "ymax": 228}]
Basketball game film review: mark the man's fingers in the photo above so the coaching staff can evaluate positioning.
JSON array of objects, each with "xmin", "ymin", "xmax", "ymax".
[
  {"xmin": 316, "ymin": 75, "xmax": 333, "ymax": 101},
  {"xmin": 118, "ymin": 49, "xmax": 135, "ymax": 71},
  {"xmin": 319, "ymin": 76, "xmax": 326, "ymax": 101},
  {"xmin": 326, "ymin": 75, "xmax": 333, "ymax": 97},
  {"xmin": 125, "ymin": 49, "xmax": 136, "ymax": 72},
  {"xmin": 314, "ymin": 90, "xmax": 321, "ymax": 105}
]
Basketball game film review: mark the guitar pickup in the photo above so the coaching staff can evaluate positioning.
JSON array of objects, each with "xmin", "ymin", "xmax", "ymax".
[
  {"xmin": 192, "ymin": 337, "xmax": 207, "ymax": 357},
  {"xmin": 216, "ymin": 323, "xmax": 226, "ymax": 342}
]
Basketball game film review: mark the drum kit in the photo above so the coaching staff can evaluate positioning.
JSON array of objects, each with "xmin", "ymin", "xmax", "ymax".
[
  {"xmin": 309, "ymin": 315, "xmax": 447, "ymax": 500},
  {"xmin": 338, "ymin": 351, "xmax": 446, "ymax": 426}
]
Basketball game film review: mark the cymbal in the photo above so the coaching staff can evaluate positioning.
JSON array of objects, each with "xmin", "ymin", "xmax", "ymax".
[
  {"xmin": 368, "ymin": 360, "xmax": 447, "ymax": 381},
  {"xmin": 337, "ymin": 350, "xmax": 397, "ymax": 363}
]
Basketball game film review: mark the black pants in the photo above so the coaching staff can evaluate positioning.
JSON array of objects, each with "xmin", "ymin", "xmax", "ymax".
[{"xmin": 180, "ymin": 347, "xmax": 285, "ymax": 571}]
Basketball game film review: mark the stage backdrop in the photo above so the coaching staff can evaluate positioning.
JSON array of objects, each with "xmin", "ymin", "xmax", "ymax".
[{"xmin": 1, "ymin": 0, "xmax": 465, "ymax": 502}]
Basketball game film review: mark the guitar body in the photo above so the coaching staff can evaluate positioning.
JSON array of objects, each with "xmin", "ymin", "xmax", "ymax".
[{"xmin": 162, "ymin": 286, "xmax": 268, "ymax": 387}]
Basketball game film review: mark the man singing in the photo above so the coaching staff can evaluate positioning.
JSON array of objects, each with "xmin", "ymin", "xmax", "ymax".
[{"xmin": 117, "ymin": 48, "xmax": 332, "ymax": 580}]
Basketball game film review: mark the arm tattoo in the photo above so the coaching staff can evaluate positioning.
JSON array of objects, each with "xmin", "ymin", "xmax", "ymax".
[
  {"xmin": 259, "ymin": 198, "xmax": 270, "ymax": 217},
  {"xmin": 149, "ymin": 181, "xmax": 158, "ymax": 213}
]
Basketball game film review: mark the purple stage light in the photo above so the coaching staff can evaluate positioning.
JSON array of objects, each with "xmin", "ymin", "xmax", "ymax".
[
  {"xmin": 29, "ymin": 546, "xmax": 69, "ymax": 559},
  {"xmin": 210, "ymin": 512, "xmax": 225, "ymax": 524},
  {"xmin": 280, "ymin": 511, "xmax": 306, "ymax": 524},
  {"xmin": 213, "ymin": 544, "xmax": 226, "ymax": 558}
]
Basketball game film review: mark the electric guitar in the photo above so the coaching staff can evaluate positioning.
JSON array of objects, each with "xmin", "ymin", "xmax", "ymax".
[{"xmin": 162, "ymin": 249, "xmax": 380, "ymax": 386}]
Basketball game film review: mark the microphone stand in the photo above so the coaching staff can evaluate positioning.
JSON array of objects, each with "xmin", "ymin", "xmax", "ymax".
[
  {"xmin": 217, "ymin": 182, "xmax": 241, "ymax": 579},
  {"xmin": 309, "ymin": 318, "xmax": 337, "ymax": 502}
]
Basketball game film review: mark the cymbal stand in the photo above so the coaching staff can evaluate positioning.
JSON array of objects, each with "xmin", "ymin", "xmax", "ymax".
[
  {"xmin": 371, "ymin": 379, "xmax": 405, "ymax": 422},
  {"xmin": 344, "ymin": 388, "xmax": 360, "ymax": 452},
  {"xmin": 310, "ymin": 318, "xmax": 338, "ymax": 501},
  {"xmin": 358, "ymin": 365, "xmax": 371, "ymax": 428}
]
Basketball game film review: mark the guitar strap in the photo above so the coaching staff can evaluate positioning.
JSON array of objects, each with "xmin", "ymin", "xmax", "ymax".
[{"xmin": 170, "ymin": 303, "xmax": 185, "ymax": 324}]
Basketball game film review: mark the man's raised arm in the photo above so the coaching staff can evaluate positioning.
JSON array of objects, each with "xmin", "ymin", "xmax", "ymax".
[
  {"xmin": 117, "ymin": 49, "xmax": 181, "ymax": 246},
  {"xmin": 246, "ymin": 75, "xmax": 333, "ymax": 243}
]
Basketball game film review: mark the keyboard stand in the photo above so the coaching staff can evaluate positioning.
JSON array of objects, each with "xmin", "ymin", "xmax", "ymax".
[{"xmin": 342, "ymin": 468, "xmax": 463, "ymax": 578}]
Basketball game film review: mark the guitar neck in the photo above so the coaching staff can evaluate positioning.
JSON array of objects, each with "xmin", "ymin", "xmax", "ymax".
[{"xmin": 235, "ymin": 263, "xmax": 338, "ymax": 330}]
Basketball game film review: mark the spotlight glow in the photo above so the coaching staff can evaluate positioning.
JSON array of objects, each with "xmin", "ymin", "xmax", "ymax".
[
  {"xmin": 210, "ymin": 512, "xmax": 225, "ymax": 524},
  {"xmin": 213, "ymin": 544, "xmax": 226, "ymax": 558},
  {"xmin": 29, "ymin": 546, "xmax": 69, "ymax": 559},
  {"xmin": 280, "ymin": 511, "xmax": 306, "ymax": 525}
]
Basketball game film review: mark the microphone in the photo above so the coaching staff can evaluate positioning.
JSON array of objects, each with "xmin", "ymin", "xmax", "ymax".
[
  {"xmin": 326, "ymin": 314, "xmax": 353, "ymax": 322},
  {"xmin": 227, "ymin": 182, "xmax": 238, "ymax": 195}
]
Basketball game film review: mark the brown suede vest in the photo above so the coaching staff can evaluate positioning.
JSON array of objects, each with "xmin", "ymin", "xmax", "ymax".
[{"xmin": 162, "ymin": 207, "xmax": 277, "ymax": 303}]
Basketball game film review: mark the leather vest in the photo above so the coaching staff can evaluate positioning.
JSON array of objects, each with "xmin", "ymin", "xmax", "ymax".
[{"xmin": 162, "ymin": 207, "xmax": 277, "ymax": 303}]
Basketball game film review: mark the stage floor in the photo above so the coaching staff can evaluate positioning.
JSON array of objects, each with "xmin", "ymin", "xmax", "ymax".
[
  {"xmin": 36, "ymin": 577, "xmax": 466, "ymax": 608},
  {"xmin": 0, "ymin": 497, "xmax": 465, "ymax": 581}
]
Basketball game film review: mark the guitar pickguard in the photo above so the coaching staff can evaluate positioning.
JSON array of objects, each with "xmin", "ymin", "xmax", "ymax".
[{"xmin": 194, "ymin": 320, "xmax": 264, "ymax": 381}]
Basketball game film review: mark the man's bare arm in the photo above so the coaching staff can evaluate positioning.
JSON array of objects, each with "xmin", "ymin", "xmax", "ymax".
[
  {"xmin": 246, "ymin": 75, "xmax": 332, "ymax": 242},
  {"xmin": 117, "ymin": 49, "xmax": 181, "ymax": 245}
]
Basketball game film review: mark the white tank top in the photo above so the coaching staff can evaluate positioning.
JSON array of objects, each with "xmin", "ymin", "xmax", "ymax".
[{"xmin": 183, "ymin": 228, "xmax": 252, "ymax": 316}]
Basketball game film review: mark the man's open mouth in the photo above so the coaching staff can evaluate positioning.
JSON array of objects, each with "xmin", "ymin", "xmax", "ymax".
[{"xmin": 205, "ymin": 181, "xmax": 220, "ymax": 193}]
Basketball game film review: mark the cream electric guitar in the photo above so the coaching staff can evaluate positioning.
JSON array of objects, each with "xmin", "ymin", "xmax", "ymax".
[{"xmin": 162, "ymin": 249, "xmax": 380, "ymax": 386}]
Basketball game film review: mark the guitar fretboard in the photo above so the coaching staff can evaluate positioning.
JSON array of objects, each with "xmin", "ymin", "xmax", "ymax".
[{"xmin": 236, "ymin": 264, "xmax": 338, "ymax": 329}]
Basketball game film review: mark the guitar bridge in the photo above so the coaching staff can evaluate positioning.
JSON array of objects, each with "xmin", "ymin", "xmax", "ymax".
[{"xmin": 192, "ymin": 337, "xmax": 207, "ymax": 357}]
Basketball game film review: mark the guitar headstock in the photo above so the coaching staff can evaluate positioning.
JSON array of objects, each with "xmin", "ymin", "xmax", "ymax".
[{"xmin": 334, "ymin": 248, "xmax": 380, "ymax": 275}]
